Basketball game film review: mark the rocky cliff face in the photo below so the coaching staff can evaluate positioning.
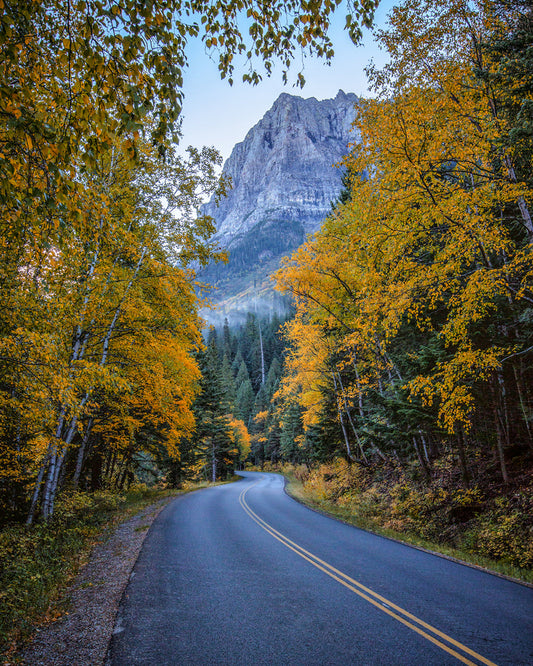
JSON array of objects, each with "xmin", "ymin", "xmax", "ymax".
[{"xmin": 200, "ymin": 90, "xmax": 359, "ymax": 321}]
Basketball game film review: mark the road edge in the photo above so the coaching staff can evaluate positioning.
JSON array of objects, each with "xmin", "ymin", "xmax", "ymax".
[
  {"xmin": 278, "ymin": 472, "xmax": 533, "ymax": 590},
  {"xmin": 21, "ymin": 496, "xmax": 176, "ymax": 666}
]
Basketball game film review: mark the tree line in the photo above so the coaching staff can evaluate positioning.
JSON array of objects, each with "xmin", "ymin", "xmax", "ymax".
[
  {"xmin": 4, "ymin": 0, "xmax": 530, "ymax": 529},
  {"xmin": 272, "ymin": 0, "xmax": 533, "ymax": 489},
  {"xmin": 163, "ymin": 314, "xmax": 290, "ymax": 484},
  {"xmin": 0, "ymin": 0, "xmax": 379, "ymax": 524}
]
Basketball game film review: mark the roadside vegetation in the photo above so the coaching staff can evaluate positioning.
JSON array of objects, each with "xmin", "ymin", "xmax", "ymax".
[
  {"xmin": 0, "ymin": 0, "xmax": 376, "ymax": 524},
  {"xmin": 0, "ymin": 479, "xmax": 236, "ymax": 661},
  {"xmin": 251, "ymin": 1, "xmax": 533, "ymax": 586},
  {"xmin": 1, "ymin": 0, "xmax": 531, "ymax": 658},
  {"xmin": 263, "ymin": 461, "xmax": 533, "ymax": 585},
  {"xmin": 0, "ymin": 485, "xmax": 168, "ymax": 659}
]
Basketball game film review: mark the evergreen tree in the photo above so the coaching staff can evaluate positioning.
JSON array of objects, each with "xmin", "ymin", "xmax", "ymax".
[
  {"xmin": 279, "ymin": 401, "xmax": 305, "ymax": 462},
  {"xmin": 194, "ymin": 337, "xmax": 234, "ymax": 481},
  {"xmin": 232, "ymin": 350, "xmax": 246, "ymax": 378},
  {"xmin": 253, "ymin": 384, "xmax": 269, "ymax": 416},
  {"xmin": 220, "ymin": 353, "xmax": 237, "ymax": 413},
  {"xmin": 264, "ymin": 403, "xmax": 282, "ymax": 464},
  {"xmin": 235, "ymin": 360, "xmax": 251, "ymax": 390},
  {"xmin": 235, "ymin": 379, "xmax": 255, "ymax": 426},
  {"xmin": 203, "ymin": 313, "xmax": 291, "ymax": 465},
  {"xmin": 221, "ymin": 318, "xmax": 234, "ymax": 359},
  {"xmin": 265, "ymin": 357, "xmax": 282, "ymax": 400},
  {"xmin": 241, "ymin": 313, "xmax": 263, "ymax": 392}
]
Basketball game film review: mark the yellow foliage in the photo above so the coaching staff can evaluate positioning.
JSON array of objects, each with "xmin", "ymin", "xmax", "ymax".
[
  {"xmin": 275, "ymin": 0, "xmax": 533, "ymax": 437},
  {"xmin": 228, "ymin": 416, "xmax": 251, "ymax": 461}
]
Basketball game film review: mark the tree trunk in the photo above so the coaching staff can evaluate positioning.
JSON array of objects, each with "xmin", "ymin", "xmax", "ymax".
[
  {"xmin": 72, "ymin": 417, "xmax": 94, "ymax": 489},
  {"xmin": 455, "ymin": 425, "xmax": 470, "ymax": 486},
  {"xmin": 117, "ymin": 450, "xmax": 133, "ymax": 491},
  {"xmin": 336, "ymin": 371, "xmax": 368, "ymax": 464},
  {"xmin": 26, "ymin": 453, "xmax": 49, "ymax": 525},
  {"xmin": 490, "ymin": 378, "xmax": 509, "ymax": 483},
  {"xmin": 418, "ymin": 430, "xmax": 432, "ymax": 468},
  {"xmin": 42, "ymin": 394, "xmax": 90, "ymax": 520},
  {"xmin": 90, "ymin": 450, "xmax": 104, "ymax": 491},
  {"xmin": 504, "ymin": 156, "xmax": 533, "ymax": 243},
  {"xmin": 512, "ymin": 362, "xmax": 533, "ymax": 450},
  {"xmin": 211, "ymin": 439, "xmax": 217, "ymax": 482},
  {"xmin": 34, "ymin": 405, "xmax": 67, "ymax": 522},
  {"xmin": 104, "ymin": 445, "xmax": 116, "ymax": 487},
  {"xmin": 332, "ymin": 372, "xmax": 353, "ymax": 460},
  {"xmin": 413, "ymin": 436, "xmax": 431, "ymax": 480},
  {"xmin": 352, "ymin": 356, "xmax": 365, "ymax": 420},
  {"xmin": 258, "ymin": 322, "xmax": 265, "ymax": 386}
]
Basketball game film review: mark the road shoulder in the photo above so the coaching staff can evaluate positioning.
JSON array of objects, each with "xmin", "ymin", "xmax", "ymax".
[
  {"xmin": 21, "ymin": 498, "xmax": 174, "ymax": 666},
  {"xmin": 281, "ymin": 472, "xmax": 533, "ymax": 589}
]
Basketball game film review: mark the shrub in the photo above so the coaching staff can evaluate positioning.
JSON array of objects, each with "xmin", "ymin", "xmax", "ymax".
[
  {"xmin": 0, "ymin": 484, "xmax": 171, "ymax": 659},
  {"xmin": 465, "ymin": 495, "xmax": 533, "ymax": 568}
]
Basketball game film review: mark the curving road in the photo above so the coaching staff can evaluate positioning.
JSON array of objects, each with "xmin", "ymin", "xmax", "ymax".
[{"xmin": 108, "ymin": 472, "xmax": 533, "ymax": 665}]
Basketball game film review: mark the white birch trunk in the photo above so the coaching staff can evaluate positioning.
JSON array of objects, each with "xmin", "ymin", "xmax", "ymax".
[
  {"xmin": 38, "ymin": 246, "xmax": 148, "ymax": 520},
  {"xmin": 72, "ymin": 417, "xmax": 94, "ymax": 489},
  {"xmin": 336, "ymin": 371, "xmax": 368, "ymax": 464}
]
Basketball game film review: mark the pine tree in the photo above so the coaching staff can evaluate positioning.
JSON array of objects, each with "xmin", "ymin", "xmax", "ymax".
[
  {"xmin": 280, "ymin": 401, "xmax": 305, "ymax": 463},
  {"xmin": 235, "ymin": 380, "xmax": 255, "ymax": 427},
  {"xmin": 194, "ymin": 337, "xmax": 233, "ymax": 481},
  {"xmin": 235, "ymin": 360, "xmax": 251, "ymax": 390},
  {"xmin": 221, "ymin": 318, "xmax": 234, "ymax": 359},
  {"xmin": 265, "ymin": 357, "xmax": 282, "ymax": 400},
  {"xmin": 220, "ymin": 353, "xmax": 237, "ymax": 413}
]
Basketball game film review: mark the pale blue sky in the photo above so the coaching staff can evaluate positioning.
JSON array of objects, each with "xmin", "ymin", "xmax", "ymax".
[{"xmin": 179, "ymin": 1, "xmax": 396, "ymax": 162}]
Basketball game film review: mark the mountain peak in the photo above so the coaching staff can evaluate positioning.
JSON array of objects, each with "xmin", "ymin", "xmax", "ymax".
[
  {"xmin": 336, "ymin": 89, "xmax": 357, "ymax": 100},
  {"xmin": 200, "ymin": 91, "xmax": 359, "ymax": 322}
]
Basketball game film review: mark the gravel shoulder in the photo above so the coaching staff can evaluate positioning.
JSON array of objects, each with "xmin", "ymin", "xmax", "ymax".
[{"xmin": 20, "ymin": 497, "xmax": 175, "ymax": 666}]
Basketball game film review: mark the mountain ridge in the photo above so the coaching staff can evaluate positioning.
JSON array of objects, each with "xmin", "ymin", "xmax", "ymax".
[{"xmin": 200, "ymin": 90, "xmax": 359, "ymax": 324}]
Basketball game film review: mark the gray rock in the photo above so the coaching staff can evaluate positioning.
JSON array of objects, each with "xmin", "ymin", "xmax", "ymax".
[{"xmin": 200, "ymin": 90, "xmax": 359, "ymax": 322}]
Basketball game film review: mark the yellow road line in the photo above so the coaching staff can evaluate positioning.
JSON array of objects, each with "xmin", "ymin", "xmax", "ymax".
[{"xmin": 239, "ymin": 482, "xmax": 497, "ymax": 666}]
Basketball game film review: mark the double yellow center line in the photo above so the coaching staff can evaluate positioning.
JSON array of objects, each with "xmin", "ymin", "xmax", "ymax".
[{"xmin": 239, "ymin": 481, "xmax": 497, "ymax": 666}]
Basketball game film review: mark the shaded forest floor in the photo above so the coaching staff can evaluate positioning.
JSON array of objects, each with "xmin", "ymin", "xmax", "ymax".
[{"xmin": 264, "ymin": 454, "xmax": 533, "ymax": 585}]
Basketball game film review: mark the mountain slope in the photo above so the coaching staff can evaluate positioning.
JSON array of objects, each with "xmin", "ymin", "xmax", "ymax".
[{"xmin": 200, "ymin": 90, "xmax": 359, "ymax": 322}]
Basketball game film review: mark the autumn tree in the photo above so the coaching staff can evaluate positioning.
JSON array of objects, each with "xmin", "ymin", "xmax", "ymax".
[
  {"xmin": 0, "ymin": 0, "xmax": 382, "ymax": 521},
  {"xmin": 0, "ymin": 133, "xmax": 225, "ymax": 523},
  {"xmin": 275, "ymin": 0, "xmax": 533, "ymax": 482}
]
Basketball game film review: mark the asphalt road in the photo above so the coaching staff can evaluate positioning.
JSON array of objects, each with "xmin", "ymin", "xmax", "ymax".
[{"xmin": 108, "ymin": 472, "xmax": 533, "ymax": 665}]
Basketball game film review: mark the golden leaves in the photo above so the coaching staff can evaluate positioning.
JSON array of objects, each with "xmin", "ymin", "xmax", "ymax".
[
  {"xmin": 0, "ymin": 123, "xmax": 225, "ymax": 509},
  {"xmin": 275, "ymin": 0, "xmax": 533, "ymax": 437}
]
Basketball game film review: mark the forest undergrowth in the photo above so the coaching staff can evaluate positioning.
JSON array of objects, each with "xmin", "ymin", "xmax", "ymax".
[
  {"xmin": 266, "ymin": 457, "xmax": 533, "ymax": 584},
  {"xmin": 0, "ymin": 481, "xmax": 224, "ymax": 661}
]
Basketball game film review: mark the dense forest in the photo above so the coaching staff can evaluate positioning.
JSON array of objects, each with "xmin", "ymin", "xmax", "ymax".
[
  {"xmin": 161, "ymin": 314, "xmax": 289, "ymax": 485},
  {"xmin": 275, "ymin": 0, "xmax": 533, "ymax": 475},
  {"xmin": 188, "ymin": 0, "xmax": 533, "ymax": 572},
  {"xmin": 271, "ymin": 0, "xmax": 533, "ymax": 568},
  {"xmin": 0, "ymin": 0, "xmax": 377, "ymax": 526},
  {"xmin": 0, "ymin": 0, "xmax": 531, "ymax": 577}
]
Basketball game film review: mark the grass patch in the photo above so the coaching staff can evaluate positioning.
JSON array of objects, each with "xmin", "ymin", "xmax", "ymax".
[{"xmin": 0, "ymin": 479, "xmax": 235, "ymax": 661}]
